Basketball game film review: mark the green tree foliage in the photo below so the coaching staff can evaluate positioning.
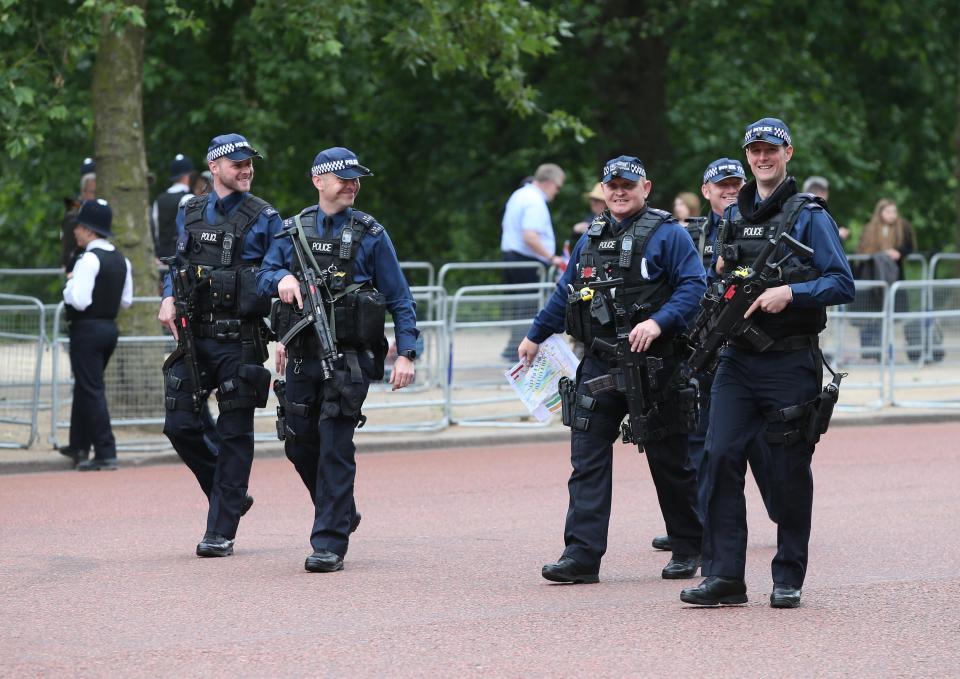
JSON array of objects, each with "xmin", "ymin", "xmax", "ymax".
[{"xmin": 1, "ymin": 0, "xmax": 957, "ymax": 304}]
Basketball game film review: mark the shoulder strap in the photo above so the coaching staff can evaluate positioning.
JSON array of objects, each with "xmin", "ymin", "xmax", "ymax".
[
  {"xmin": 294, "ymin": 214, "xmax": 324, "ymax": 275},
  {"xmin": 777, "ymin": 193, "xmax": 827, "ymax": 241},
  {"xmin": 630, "ymin": 208, "xmax": 670, "ymax": 257},
  {"xmin": 226, "ymin": 194, "xmax": 272, "ymax": 241}
]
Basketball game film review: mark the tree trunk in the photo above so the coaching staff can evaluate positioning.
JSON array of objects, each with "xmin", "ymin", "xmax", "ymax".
[
  {"xmin": 91, "ymin": 1, "xmax": 165, "ymax": 422},
  {"xmin": 955, "ymin": 35, "xmax": 960, "ymax": 258},
  {"xmin": 92, "ymin": 0, "xmax": 154, "ymax": 333}
]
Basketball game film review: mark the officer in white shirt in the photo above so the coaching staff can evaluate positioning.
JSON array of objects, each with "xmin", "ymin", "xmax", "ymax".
[{"xmin": 61, "ymin": 199, "xmax": 133, "ymax": 470}]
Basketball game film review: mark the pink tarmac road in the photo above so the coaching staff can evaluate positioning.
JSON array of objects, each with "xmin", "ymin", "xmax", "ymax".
[{"xmin": 2, "ymin": 422, "xmax": 959, "ymax": 677}]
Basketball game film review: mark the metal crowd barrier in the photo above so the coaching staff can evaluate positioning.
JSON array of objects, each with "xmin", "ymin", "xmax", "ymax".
[
  {"xmin": 931, "ymin": 253, "xmax": 960, "ymax": 280},
  {"xmin": 399, "ymin": 261, "xmax": 436, "ymax": 288},
  {"xmin": 445, "ymin": 282, "xmax": 557, "ymax": 427},
  {"xmin": 822, "ymin": 281, "xmax": 888, "ymax": 410},
  {"xmin": 0, "ymin": 294, "xmax": 46, "ymax": 448},
  {"xmin": 886, "ymin": 280, "xmax": 960, "ymax": 408}
]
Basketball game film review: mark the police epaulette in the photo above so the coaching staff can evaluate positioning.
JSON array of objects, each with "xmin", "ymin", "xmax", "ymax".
[
  {"xmin": 299, "ymin": 205, "xmax": 319, "ymax": 217},
  {"xmin": 646, "ymin": 207, "xmax": 672, "ymax": 219},
  {"xmin": 353, "ymin": 210, "xmax": 383, "ymax": 235},
  {"xmin": 282, "ymin": 217, "xmax": 295, "ymax": 229},
  {"xmin": 264, "ymin": 206, "xmax": 278, "ymax": 217}
]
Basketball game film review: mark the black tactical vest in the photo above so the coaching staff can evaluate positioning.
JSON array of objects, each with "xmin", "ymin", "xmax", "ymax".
[
  {"xmin": 685, "ymin": 216, "xmax": 715, "ymax": 273},
  {"xmin": 65, "ymin": 248, "xmax": 125, "ymax": 322},
  {"xmin": 178, "ymin": 193, "xmax": 273, "ymax": 319},
  {"xmin": 720, "ymin": 183, "xmax": 827, "ymax": 340},
  {"xmin": 565, "ymin": 208, "xmax": 675, "ymax": 349},
  {"xmin": 154, "ymin": 190, "xmax": 184, "ymax": 259},
  {"xmin": 272, "ymin": 207, "xmax": 387, "ymax": 351}
]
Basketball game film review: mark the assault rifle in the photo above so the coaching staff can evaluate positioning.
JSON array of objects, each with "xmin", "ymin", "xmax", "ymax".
[
  {"xmin": 685, "ymin": 232, "xmax": 814, "ymax": 375},
  {"xmin": 163, "ymin": 258, "xmax": 207, "ymax": 412},
  {"xmin": 574, "ymin": 277, "xmax": 662, "ymax": 448},
  {"xmin": 277, "ymin": 219, "xmax": 339, "ymax": 380}
]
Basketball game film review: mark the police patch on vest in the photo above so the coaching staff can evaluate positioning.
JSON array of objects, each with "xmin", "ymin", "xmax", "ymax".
[
  {"xmin": 704, "ymin": 245, "xmax": 714, "ymax": 255},
  {"xmin": 310, "ymin": 241, "xmax": 334, "ymax": 254},
  {"xmin": 741, "ymin": 226, "xmax": 765, "ymax": 237},
  {"xmin": 598, "ymin": 240, "xmax": 618, "ymax": 250},
  {"xmin": 198, "ymin": 230, "xmax": 222, "ymax": 244}
]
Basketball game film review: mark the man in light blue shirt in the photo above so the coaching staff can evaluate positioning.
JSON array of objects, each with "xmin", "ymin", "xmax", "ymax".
[{"xmin": 500, "ymin": 163, "xmax": 565, "ymax": 359}]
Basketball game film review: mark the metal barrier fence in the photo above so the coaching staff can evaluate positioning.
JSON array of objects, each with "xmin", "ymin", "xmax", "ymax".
[
  {"xmin": 822, "ymin": 281, "xmax": 888, "ymax": 410},
  {"xmin": 0, "ymin": 294, "xmax": 46, "ymax": 448},
  {"xmin": 887, "ymin": 280, "xmax": 960, "ymax": 408},
  {"xmin": 931, "ymin": 253, "xmax": 960, "ymax": 280},
  {"xmin": 8, "ymin": 273, "xmax": 960, "ymax": 455},
  {"xmin": 446, "ymin": 282, "xmax": 557, "ymax": 427}
]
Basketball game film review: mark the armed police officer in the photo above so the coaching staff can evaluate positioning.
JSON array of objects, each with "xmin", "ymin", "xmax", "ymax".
[
  {"xmin": 680, "ymin": 118, "xmax": 854, "ymax": 609},
  {"xmin": 519, "ymin": 156, "xmax": 706, "ymax": 584},
  {"xmin": 258, "ymin": 147, "xmax": 418, "ymax": 573},
  {"xmin": 158, "ymin": 133, "xmax": 282, "ymax": 558}
]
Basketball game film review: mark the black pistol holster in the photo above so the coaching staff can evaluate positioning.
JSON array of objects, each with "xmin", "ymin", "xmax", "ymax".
[{"xmin": 765, "ymin": 354, "xmax": 845, "ymax": 446}]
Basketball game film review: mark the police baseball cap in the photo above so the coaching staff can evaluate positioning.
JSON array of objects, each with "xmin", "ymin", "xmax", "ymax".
[
  {"xmin": 168, "ymin": 153, "xmax": 194, "ymax": 180},
  {"xmin": 76, "ymin": 198, "xmax": 113, "ymax": 238},
  {"xmin": 206, "ymin": 133, "xmax": 263, "ymax": 162},
  {"xmin": 703, "ymin": 158, "xmax": 746, "ymax": 184},
  {"xmin": 81, "ymin": 157, "xmax": 95, "ymax": 175},
  {"xmin": 310, "ymin": 147, "xmax": 373, "ymax": 179},
  {"xmin": 601, "ymin": 155, "xmax": 646, "ymax": 183},
  {"xmin": 742, "ymin": 118, "xmax": 792, "ymax": 148}
]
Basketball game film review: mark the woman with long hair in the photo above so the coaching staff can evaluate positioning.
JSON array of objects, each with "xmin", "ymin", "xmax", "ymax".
[
  {"xmin": 857, "ymin": 198, "xmax": 915, "ymax": 277},
  {"xmin": 855, "ymin": 199, "xmax": 916, "ymax": 357}
]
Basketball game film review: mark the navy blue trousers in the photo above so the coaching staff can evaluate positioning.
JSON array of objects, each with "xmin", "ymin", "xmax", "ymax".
[
  {"xmin": 688, "ymin": 370, "xmax": 777, "ymax": 523},
  {"xmin": 562, "ymin": 356, "xmax": 702, "ymax": 569},
  {"xmin": 701, "ymin": 346, "xmax": 819, "ymax": 588},
  {"xmin": 163, "ymin": 338, "xmax": 255, "ymax": 539},
  {"xmin": 283, "ymin": 352, "xmax": 371, "ymax": 557},
  {"xmin": 68, "ymin": 319, "xmax": 118, "ymax": 460}
]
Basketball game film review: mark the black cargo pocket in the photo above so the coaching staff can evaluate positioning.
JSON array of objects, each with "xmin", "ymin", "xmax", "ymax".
[
  {"xmin": 238, "ymin": 364, "xmax": 271, "ymax": 408},
  {"xmin": 237, "ymin": 265, "xmax": 272, "ymax": 318},
  {"xmin": 320, "ymin": 369, "xmax": 371, "ymax": 420}
]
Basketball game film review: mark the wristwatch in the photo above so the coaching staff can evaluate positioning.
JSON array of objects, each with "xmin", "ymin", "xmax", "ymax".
[{"xmin": 399, "ymin": 349, "xmax": 417, "ymax": 360}]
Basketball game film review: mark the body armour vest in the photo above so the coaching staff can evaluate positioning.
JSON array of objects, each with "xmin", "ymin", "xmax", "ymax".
[
  {"xmin": 178, "ymin": 193, "xmax": 272, "ymax": 320},
  {"xmin": 684, "ymin": 216, "xmax": 714, "ymax": 272},
  {"xmin": 154, "ymin": 191, "xmax": 184, "ymax": 259},
  {"xmin": 565, "ymin": 207, "xmax": 675, "ymax": 350},
  {"xmin": 272, "ymin": 206, "xmax": 386, "ymax": 351},
  {"xmin": 66, "ymin": 248, "xmax": 125, "ymax": 322},
  {"xmin": 720, "ymin": 179, "xmax": 827, "ymax": 340}
]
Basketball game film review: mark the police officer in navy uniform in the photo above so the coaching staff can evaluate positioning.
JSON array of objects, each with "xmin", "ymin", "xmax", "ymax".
[
  {"xmin": 158, "ymin": 133, "xmax": 282, "ymax": 558},
  {"xmin": 651, "ymin": 158, "xmax": 779, "ymax": 551},
  {"xmin": 519, "ymin": 156, "xmax": 706, "ymax": 584},
  {"xmin": 259, "ymin": 147, "xmax": 419, "ymax": 573},
  {"xmin": 680, "ymin": 118, "xmax": 854, "ymax": 608},
  {"xmin": 61, "ymin": 199, "xmax": 133, "ymax": 470}
]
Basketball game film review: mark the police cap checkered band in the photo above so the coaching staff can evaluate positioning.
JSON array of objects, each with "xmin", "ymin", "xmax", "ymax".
[
  {"xmin": 311, "ymin": 158, "xmax": 359, "ymax": 176},
  {"xmin": 742, "ymin": 117, "xmax": 792, "ymax": 147},
  {"xmin": 703, "ymin": 159, "xmax": 746, "ymax": 183},
  {"xmin": 603, "ymin": 160, "xmax": 646, "ymax": 179},
  {"xmin": 207, "ymin": 140, "xmax": 255, "ymax": 161}
]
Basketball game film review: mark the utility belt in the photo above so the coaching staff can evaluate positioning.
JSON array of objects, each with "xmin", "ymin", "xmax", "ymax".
[
  {"xmin": 192, "ymin": 318, "xmax": 257, "ymax": 341},
  {"xmin": 729, "ymin": 334, "xmax": 817, "ymax": 353}
]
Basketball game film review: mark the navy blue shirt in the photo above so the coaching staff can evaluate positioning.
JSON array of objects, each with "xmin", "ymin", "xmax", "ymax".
[
  {"xmin": 716, "ymin": 195, "xmax": 855, "ymax": 308},
  {"xmin": 527, "ymin": 212, "xmax": 706, "ymax": 344},
  {"xmin": 257, "ymin": 205, "xmax": 419, "ymax": 353},
  {"xmin": 161, "ymin": 191, "xmax": 283, "ymax": 297}
]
